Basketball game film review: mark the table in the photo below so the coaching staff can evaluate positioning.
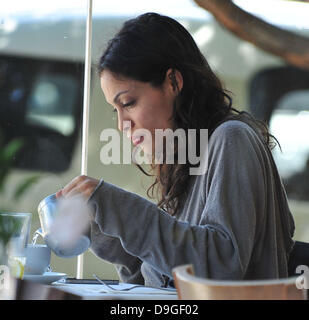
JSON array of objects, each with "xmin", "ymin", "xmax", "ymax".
[{"xmin": 51, "ymin": 281, "xmax": 178, "ymax": 300}]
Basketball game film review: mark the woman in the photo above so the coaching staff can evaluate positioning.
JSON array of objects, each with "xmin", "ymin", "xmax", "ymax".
[{"xmin": 56, "ymin": 13, "xmax": 295, "ymax": 288}]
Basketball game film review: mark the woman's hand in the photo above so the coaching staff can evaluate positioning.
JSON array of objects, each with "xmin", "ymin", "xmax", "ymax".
[{"xmin": 55, "ymin": 175, "xmax": 100, "ymax": 201}]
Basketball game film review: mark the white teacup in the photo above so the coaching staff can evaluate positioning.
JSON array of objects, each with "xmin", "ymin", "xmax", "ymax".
[{"xmin": 24, "ymin": 244, "xmax": 51, "ymax": 275}]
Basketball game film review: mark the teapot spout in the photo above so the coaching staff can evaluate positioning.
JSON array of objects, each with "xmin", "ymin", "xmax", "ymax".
[{"xmin": 32, "ymin": 228, "xmax": 44, "ymax": 244}]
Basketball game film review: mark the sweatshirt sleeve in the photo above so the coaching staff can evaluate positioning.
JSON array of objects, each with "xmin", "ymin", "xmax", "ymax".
[
  {"xmin": 89, "ymin": 122, "xmax": 268, "ymax": 280},
  {"xmin": 88, "ymin": 180, "xmax": 144, "ymax": 284},
  {"xmin": 89, "ymin": 219, "xmax": 144, "ymax": 284}
]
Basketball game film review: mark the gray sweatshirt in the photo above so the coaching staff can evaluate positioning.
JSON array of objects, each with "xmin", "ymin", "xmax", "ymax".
[{"xmin": 88, "ymin": 120, "xmax": 295, "ymax": 287}]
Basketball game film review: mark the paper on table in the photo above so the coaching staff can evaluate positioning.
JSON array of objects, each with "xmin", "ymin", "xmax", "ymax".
[
  {"xmin": 53, "ymin": 282, "xmax": 177, "ymax": 296},
  {"xmin": 97, "ymin": 285, "xmax": 177, "ymax": 295}
]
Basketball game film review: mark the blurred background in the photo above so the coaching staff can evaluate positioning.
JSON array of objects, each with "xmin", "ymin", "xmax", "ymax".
[{"xmin": 1, "ymin": 0, "xmax": 309, "ymax": 280}]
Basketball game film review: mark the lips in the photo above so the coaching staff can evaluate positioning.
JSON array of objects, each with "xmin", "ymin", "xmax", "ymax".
[{"xmin": 132, "ymin": 136, "xmax": 144, "ymax": 146}]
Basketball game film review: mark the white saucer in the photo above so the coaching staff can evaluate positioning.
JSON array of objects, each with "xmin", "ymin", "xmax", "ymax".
[{"xmin": 23, "ymin": 272, "xmax": 67, "ymax": 284}]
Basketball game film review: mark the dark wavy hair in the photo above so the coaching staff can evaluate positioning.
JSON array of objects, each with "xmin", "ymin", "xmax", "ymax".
[{"xmin": 98, "ymin": 12, "xmax": 277, "ymax": 215}]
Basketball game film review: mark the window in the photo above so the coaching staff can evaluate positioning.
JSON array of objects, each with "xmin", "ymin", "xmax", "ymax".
[
  {"xmin": 249, "ymin": 66, "xmax": 309, "ymax": 201},
  {"xmin": 270, "ymin": 90, "xmax": 309, "ymax": 201},
  {"xmin": 0, "ymin": 55, "xmax": 83, "ymax": 172}
]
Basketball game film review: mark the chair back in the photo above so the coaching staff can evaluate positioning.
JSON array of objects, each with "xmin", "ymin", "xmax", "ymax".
[{"xmin": 172, "ymin": 264, "xmax": 307, "ymax": 300}]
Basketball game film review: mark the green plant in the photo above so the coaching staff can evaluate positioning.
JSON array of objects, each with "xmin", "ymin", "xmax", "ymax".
[
  {"xmin": 0, "ymin": 137, "xmax": 23, "ymax": 195},
  {"xmin": 0, "ymin": 133, "xmax": 40, "ymax": 251},
  {"xmin": 0, "ymin": 215, "xmax": 21, "ymax": 249}
]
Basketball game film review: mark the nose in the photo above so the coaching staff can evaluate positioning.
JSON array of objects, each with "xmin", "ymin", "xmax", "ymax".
[{"xmin": 117, "ymin": 110, "xmax": 133, "ymax": 136}]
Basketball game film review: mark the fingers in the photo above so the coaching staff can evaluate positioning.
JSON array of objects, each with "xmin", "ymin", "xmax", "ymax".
[
  {"xmin": 55, "ymin": 189, "xmax": 63, "ymax": 198},
  {"xmin": 55, "ymin": 176, "xmax": 82, "ymax": 199},
  {"xmin": 56, "ymin": 175, "xmax": 100, "ymax": 201},
  {"xmin": 62, "ymin": 175, "xmax": 87, "ymax": 197},
  {"xmin": 65, "ymin": 179, "xmax": 98, "ymax": 199}
]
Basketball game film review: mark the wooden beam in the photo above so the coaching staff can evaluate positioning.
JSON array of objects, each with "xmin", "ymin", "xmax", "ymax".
[{"xmin": 194, "ymin": 0, "xmax": 309, "ymax": 70}]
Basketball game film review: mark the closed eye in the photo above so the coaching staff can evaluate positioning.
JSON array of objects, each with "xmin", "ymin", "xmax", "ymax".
[
  {"xmin": 122, "ymin": 100, "xmax": 135, "ymax": 108},
  {"xmin": 112, "ymin": 100, "xmax": 135, "ymax": 113}
]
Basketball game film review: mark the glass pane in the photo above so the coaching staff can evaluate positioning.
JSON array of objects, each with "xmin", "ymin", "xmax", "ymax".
[
  {"xmin": 270, "ymin": 90, "xmax": 309, "ymax": 202},
  {"xmin": 26, "ymin": 73, "xmax": 77, "ymax": 136},
  {"xmin": 0, "ymin": 55, "xmax": 83, "ymax": 172},
  {"xmin": 1, "ymin": 0, "xmax": 309, "ymax": 281}
]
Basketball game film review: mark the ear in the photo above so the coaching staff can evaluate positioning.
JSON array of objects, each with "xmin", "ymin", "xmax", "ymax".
[{"xmin": 166, "ymin": 68, "xmax": 183, "ymax": 94}]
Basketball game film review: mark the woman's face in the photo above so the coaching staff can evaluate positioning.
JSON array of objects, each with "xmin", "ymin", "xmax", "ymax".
[{"xmin": 100, "ymin": 69, "xmax": 179, "ymax": 155}]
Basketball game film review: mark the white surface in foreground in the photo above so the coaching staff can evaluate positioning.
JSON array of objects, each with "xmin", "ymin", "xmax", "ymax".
[{"xmin": 52, "ymin": 282, "xmax": 178, "ymax": 300}]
